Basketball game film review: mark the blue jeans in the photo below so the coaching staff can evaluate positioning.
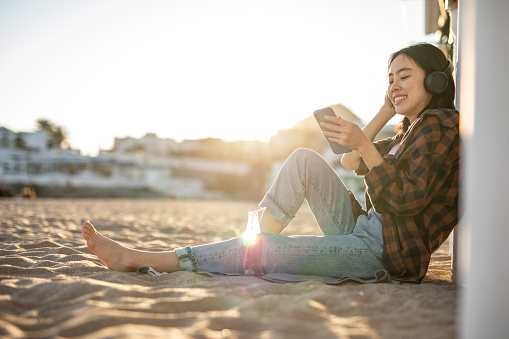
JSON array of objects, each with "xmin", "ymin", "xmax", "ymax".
[{"xmin": 175, "ymin": 148, "xmax": 386, "ymax": 278}]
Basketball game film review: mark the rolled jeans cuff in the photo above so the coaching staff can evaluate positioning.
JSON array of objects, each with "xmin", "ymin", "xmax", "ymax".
[
  {"xmin": 259, "ymin": 193, "xmax": 295, "ymax": 227},
  {"xmin": 175, "ymin": 246, "xmax": 199, "ymax": 271}
]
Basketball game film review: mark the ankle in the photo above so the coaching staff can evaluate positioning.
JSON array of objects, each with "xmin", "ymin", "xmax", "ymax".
[{"xmin": 260, "ymin": 213, "xmax": 284, "ymax": 234}]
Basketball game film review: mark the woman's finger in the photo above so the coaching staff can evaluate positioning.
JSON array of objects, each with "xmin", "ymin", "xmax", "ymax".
[
  {"xmin": 323, "ymin": 131, "xmax": 347, "ymax": 146},
  {"xmin": 322, "ymin": 130, "xmax": 337, "ymax": 137},
  {"xmin": 321, "ymin": 123, "xmax": 350, "ymax": 134},
  {"xmin": 320, "ymin": 122, "xmax": 345, "ymax": 132},
  {"xmin": 324, "ymin": 114, "xmax": 349, "ymax": 125},
  {"xmin": 320, "ymin": 122, "xmax": 336, "ymax": 131},
  {"xmin": 327, "ymin": 136, "xmax": 346, "ymax": 147}
]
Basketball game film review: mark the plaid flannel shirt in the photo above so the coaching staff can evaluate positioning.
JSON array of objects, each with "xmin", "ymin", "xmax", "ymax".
[{"xmin": 352, "ymin": 108, "xmax": 460, "ymax": 283}]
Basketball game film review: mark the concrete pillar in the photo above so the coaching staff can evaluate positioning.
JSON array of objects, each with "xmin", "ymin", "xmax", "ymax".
[
  {"xmin": 459, "ymin": 0, "xmax": 509, "ymax": 338},
  {"xmin": 450, "ymin": 3, "xmax": 460, "ymax": 283}
]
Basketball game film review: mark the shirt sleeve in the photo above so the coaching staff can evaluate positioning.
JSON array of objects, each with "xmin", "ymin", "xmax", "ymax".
[
  {"xmin": 364, "ymin": 121, "xmax": 459, "ymax": 216},
  {"xmin": 355, "ymin": 137, "xmax": 396, "ymax": 176}
]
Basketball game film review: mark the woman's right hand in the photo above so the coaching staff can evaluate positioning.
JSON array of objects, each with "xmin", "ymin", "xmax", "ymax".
[{"xmin": 382, "ymin": 93, "xmax": 396, "ymax": 119}]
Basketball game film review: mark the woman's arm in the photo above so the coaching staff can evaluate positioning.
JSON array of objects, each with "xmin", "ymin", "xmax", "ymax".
[
  {"xmin": 321, "ymin": 96, "xmax": 396, "ymax": 171},
  {"xmin": 364, "ymin": 116, "xmax": 460, "ymax": 216}
]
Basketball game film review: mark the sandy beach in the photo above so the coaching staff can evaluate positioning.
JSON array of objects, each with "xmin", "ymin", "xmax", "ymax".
[{"xmin": 0, "ymin": 198, "xmax": 456, "ymax": 338}]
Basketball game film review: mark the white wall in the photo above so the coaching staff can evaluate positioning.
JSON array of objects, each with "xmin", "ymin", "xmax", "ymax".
[{"xmin": 459, "ymin": 0, "xmax": 509, "ymax": 338}]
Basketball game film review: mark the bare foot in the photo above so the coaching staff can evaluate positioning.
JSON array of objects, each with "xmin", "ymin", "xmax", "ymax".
[
  {"xmin": 82, "ymin": 220, "xmax": 138, "ymax": 272},
  {"xmin": 82, "ymin": 220, "xmax": 180, "ymax": 273}
]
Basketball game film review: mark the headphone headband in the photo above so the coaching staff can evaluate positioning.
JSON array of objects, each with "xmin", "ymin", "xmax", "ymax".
[{"xmin": 443, "ymin": 60, "xmax": 453, "ymax": 75}]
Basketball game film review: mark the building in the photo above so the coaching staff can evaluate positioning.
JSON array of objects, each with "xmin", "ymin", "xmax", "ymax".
[
  {"xmin": 0, "ymin": 130, "xmax": 262, "ymax": 199},
  {"xmin": 0, "ymin": 129, "xmax": 203, "ymax": 198}
]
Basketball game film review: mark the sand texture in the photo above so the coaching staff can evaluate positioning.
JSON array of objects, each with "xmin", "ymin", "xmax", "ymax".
[{"xmin": 0, "ymin": 198, "xmax": 456, "ymax": 338}]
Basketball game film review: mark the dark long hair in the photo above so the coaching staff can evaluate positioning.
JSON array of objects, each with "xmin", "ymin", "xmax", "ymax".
[{"xmin": 389, "ymin": 43, "xmax": 456, "ymax": 133}]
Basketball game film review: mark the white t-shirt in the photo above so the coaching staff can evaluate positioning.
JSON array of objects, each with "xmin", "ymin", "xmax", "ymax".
[{"xmin": 388, "ymin": 143, "xmax": 400, "ymax": 155}]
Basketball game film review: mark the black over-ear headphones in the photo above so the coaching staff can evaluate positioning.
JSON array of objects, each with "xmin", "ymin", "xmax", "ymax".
[{"xmin": 424, "ymin": 61, "xmax": 453, "ymax": 94}]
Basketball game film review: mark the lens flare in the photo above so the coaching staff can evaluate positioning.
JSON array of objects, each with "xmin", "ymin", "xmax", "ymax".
[{"xmin": 243, "ymin": 230, "xmax": 258, "ymax": 245}]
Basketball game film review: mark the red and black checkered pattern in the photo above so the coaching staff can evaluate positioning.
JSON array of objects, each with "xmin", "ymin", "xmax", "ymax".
[{"xmin": 352, "ymin": 108, "xmax": 460, "ymax": 283}]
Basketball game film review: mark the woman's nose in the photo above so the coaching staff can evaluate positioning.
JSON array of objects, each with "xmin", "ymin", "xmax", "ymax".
[{"xmin": 389, "ymin": 80, "xmax": 400, "ymax": 92}]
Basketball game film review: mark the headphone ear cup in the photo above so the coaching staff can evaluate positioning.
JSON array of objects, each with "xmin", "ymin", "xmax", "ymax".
[{"xmin": 424, "ymin": 71, "xmax": 449, "ymax": 94}]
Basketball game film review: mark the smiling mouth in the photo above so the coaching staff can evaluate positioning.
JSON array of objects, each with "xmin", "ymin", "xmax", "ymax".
[{"xmin": 394, "ymin": 96, "xmax": 407, "ymax": 104}]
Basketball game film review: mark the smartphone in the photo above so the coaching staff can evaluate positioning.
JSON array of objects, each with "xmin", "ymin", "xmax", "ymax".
[{"xmin": 313, "ymin": 107, "xmax": 352, "ymax": 154}]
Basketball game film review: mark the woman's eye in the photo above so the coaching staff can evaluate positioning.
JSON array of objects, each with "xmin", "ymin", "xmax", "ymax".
[{"xmin": 401, "ymin": 76, "xmax": 409, "ymax": 80}]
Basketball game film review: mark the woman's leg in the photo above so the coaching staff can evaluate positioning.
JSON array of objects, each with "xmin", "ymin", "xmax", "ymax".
[
  {"xmin": 258, "ymin": 210, "xmax": 285, "ymax": 234},
  {"xmin": 260, "ymin": 148, "xmax": 356, "ymax": 236},
  {"xmin": 82, "ymin": 221, "xmax": 180, "ymax": 273},
  {"xmin": 83, "ymin": 213, "xmax": 384, "ymax": 278},
  {"xmin": 177, "ymin": 210, "xmax": 385, "ymax": 278}
]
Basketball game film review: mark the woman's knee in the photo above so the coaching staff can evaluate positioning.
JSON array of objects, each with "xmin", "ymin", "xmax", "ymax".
[
  {"xmin": 287, "ymin": 148, "xmax": 327, "ymax": 170},
  {"xmin": 288, "ymin": 148, "xmax": 322, "ymax": 163}
]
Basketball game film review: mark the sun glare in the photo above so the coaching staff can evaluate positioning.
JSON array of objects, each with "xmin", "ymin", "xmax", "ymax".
[
  {"xmin": 243, "ymin": 208, "xmax": 265, "ymax": 245},
  {"xmin": 243, "ymin": 230, "xmax": 258, "ymax": 246}
]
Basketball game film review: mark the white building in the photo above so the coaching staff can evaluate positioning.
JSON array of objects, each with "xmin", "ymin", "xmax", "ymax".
[
  {"xmin": 0, "ymin": 129, "xmax": 259, "ymax": 198},
  {"xmin": 0, "ymin": 129, "xmax": 203, "ymax": 198},
  {"xmin": 0, "ymin": 127, "xmax": 48, "ymax": 153}
]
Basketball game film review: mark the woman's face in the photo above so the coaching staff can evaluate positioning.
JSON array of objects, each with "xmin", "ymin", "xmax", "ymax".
[{"xmin": 388, "ymin": 54, "xmax": 432, "ymax": 123}]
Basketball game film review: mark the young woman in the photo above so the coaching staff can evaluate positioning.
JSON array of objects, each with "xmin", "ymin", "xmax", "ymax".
[{"xmin": 83, "ymin": 43, "xmax": 459, "ymax": 283}]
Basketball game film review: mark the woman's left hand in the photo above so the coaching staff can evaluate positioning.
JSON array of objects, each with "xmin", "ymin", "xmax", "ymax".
[{"xmin": 320, "ymin": 115, "xmax": 371, "ymax": 152}]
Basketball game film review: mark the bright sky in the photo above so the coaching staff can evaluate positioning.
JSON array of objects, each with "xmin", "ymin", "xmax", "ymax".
[{"xmin": 0, "ymin": 0, "xmax": 433, "ymax": 156}]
